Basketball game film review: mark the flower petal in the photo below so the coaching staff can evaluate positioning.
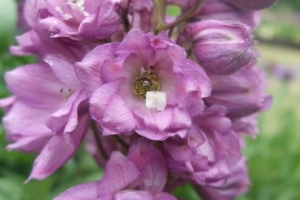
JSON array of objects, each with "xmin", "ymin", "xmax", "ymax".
[
  {"xmin": 27, "ymin": 113, "xmax": 90, "ymax": 181},
  {"xmin": 45, "ymin": 54, "xmax": 82, "ymax": 91},
  {"xmin": 98, "ymin": 151, "xmax": 141, "ymax": 196},
  {"xmin": 46, "ymin": 89, "xmax": 88, "ymax": 133},
  {"xmin": 54, "ymin": 181, "xmax": 100, "ymax": 200},
  {"xmin": 128, "ymin": 139, "xmax": 167, "ymax": 192},
  {"xmin": 75, "ymin": 43, "xmax": 118, "ymax": 95},
  {"xmin": 5, "ymin": 63, "xmax": 67, "ymax": 109},
  {"xmin": 90, "ymin": 80, "xmax": 136, "ymax": 135}
]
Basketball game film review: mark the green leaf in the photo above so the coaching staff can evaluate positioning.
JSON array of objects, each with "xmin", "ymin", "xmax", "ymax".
[
  {"xmin": 20, "ymin": 178, "xmax": 55, "ymax": 200},
  {"xmin": 0, "ymin": 174, "xmax": 23, "ymax": 200}
]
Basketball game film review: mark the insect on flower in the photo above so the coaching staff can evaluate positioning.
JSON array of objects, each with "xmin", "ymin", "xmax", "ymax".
[{"xmin": 133, "ymin": 66, "xmax": 161, "ymax": 100}]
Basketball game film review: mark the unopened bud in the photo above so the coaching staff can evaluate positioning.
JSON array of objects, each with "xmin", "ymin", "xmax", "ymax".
[{"xmin": 186, "ymin": 20, "xmax": 255, "ymax": 75}]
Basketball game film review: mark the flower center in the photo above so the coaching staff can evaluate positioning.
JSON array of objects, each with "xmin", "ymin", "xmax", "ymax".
[
  {"xmin": 133, "ymin": 66, "xmax": 161, "ymax": 100},
  {"xmin": 67, "ymin": 0, "xmax": 89, "ymax": 16}
]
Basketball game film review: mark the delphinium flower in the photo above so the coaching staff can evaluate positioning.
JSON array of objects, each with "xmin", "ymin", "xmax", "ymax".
[
  {"xmin": 0, "ymin": 0, "xmax": 275, "ymax": 199},
  {"xmin": 222, "ymin": 0, "xmax": 277, "ymax": 11},
  {"xmin": 77, "ymin": 28, "xmax": 211, "ymax": 140}
]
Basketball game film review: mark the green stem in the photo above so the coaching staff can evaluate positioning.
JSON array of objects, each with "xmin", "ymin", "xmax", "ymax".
[
  {"xmin": 155, "ymin": 0, "xmax": 203, "ymax": 33},
  {"xmin": 152, "ymin": 0, "xmax": 167, "ymax": 34}
]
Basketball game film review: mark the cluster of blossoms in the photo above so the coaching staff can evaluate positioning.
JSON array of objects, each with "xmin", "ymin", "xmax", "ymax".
[{"xmin": 1, "ymin": 0, "xmax": 274, "ymax": 199}]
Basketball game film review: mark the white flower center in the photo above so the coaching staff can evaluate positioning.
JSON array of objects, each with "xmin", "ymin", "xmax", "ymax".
[
  {"xmin": 145, "ymin": 91, "xmax": 166, "ymax": 111},
  {"xmin": 56, "ymin": 0, "xmax": 89, "ymax": 19},
  {"xmin": 68, "ymin": 0, "xmax": 89, "ymax": 16},
  {"xmin": 55, "ymin": 6, "xmax": 73, "ymax": 20}
]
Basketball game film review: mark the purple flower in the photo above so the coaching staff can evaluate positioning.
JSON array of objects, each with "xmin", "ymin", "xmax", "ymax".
[
  {"xmin": 22, "ymin": 0, "xmax": 45, "ymax": 27},
  {"xmin": 185, "ymin": 19, "xmax": 256, "ymax": 75},
  {"xmin": 0, "ymin": 96, "xmax": 16, "ymax": 112},
  {"xmin": 2, "ymin": 62, "xmax": 90, "ymax": 181},
  {"xmin": 10, "ymin": 28, "xmax": 87, "ymax": 61},
  {"xmin": 194, "ymin": 0, "xmax": 261, "ymax": 29},
  {"xmin": 194, "ymin": 158, "xmax": 250, "ymax": 200},
  {"xmin": 233, "ymin": 114, "xmax": 259, "ymax": 138},
  {"xmin": 55, "ymin": 139, "xmax": 176, "ymax": 200},
  {"xmin": 77, "ymin": 29, "xmax": 211, "ymax": 140},
  {"xmin": 163, "ymin": 105, "xmax": 241, "ymax": 186},
  {"xmin": 0, "ymin": 0, "xmax": 274, "ymax": 198},
  {"xmin": 25, "ymin": 0, "xmax": 126, "ymax": 41},
  {"xmin": 223, "ymin": 0, "xmax": 277, "ymax": 11},
  {"xmin": 204, "ymin": 65, "xmax": 271, "ymax": 118}
]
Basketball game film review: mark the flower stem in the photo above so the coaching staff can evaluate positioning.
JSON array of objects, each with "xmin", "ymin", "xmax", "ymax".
[
  {"xmin": 164, "ymin": 176, "xmax": 184, "ymax": 192},
  {"xmin": 122, "ymin": 2, "xmax": 130, "ymax": 32},
  {"xmin": 112, "ymin": 135, "xmax": 129, "ymax": 150},
  {"xmin": 154, "ymin": 0, "xmax": 203, "ymax": 33},
  {"xmin": 91, "ymin": 122, "xmax": 108, "ymax": 161},
  {"xmin": 152, "ymin": 0, "xmax": 167, "ymax": 34}
]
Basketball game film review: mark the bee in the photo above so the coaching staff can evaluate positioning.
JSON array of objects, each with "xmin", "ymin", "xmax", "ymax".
[{"xmin": 134, "ymin": 66, "xmax": 161, "ymax": 100}]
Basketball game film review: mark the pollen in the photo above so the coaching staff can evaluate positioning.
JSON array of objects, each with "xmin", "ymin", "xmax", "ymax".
[{"xmin": 133, "ymin": 66, "xmax": 161, "ymax": 100}]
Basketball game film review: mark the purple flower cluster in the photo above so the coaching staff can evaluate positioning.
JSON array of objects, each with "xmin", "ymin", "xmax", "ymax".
[{"xmin": 1, "ymin": 0, "xmax": 274, "ymax": 199}]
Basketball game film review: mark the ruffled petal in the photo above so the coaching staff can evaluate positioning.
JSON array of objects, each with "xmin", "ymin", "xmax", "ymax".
[
  {"xmin": 128, "ymin": 139, "xmax": 167, "ymax": 192},
  {"xmin": 75, "ymin": 43, "xmax": 118, "ymax": 95},
  {"xmin": 46, "ymin": 89, "xmax": 88, "ymax": 133},
  {"xmin": 90, "ymin": 80, "xmax": 136, "ymax": 135},
  {"xmin": 44, "ymin": 55, "xmax": 82, "ymax": 90},
  {"xmin": 98, "ymin": 151, "xmax": 141, "ymax": 196},
  {"xmin": 27, "ymin": 113, "xmax": 90, "ymax": 181},
  {"xmin": 54, "ymin": 181, "xmax": 100, "ymax": 200}
]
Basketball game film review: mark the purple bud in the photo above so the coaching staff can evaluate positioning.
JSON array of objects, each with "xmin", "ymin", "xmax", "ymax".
[
  {"xmin": 186, "ymin": 19, "xmax": 255, "ymax": 75},
  {"xmin": 196, "ymin": 0, "xmax": 261, "ymax": 29},
  {"xmin": 223, "ymin": 0, "xmax": 276, "ymax": 11},
  {"xmin": 194, "ymin": 158, "xmax": 250, "ymax": 200},
  {"xmin": 204, "ymin": 65, "xmax": 271, "ymax": 118}
]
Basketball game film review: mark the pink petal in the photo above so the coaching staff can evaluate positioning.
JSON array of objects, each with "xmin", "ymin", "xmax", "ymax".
[
  {"xmin": 90, "ymin": 80, "xmax": 136, "ymax": 135},
  {"xmin": 54, "ymin": 181, "xmax": 100, "ymax": 200},
  {"xmin": 117, "ymin": 29, "xmax": 153, "ymax": 53},
  {"xmin": 27, "ymin": 114, "xmax": 90, "ymax": 181},
  {"xmin": 0, "ymin": 96, "xmax": 16, "ymax": 111},
  {"xmin": 7, "ymin": 134, "xmax": 51, "ymax": 153},
  {"xmin": 3, "ymin": 101, "xmax": 53, "ymax": 137},
  {"xmin": 98, "ymin": 151, "xmax": 141, "ymax": 196},
  {"xmin": 5, "ymin": 63, "xmax": 67, "ymax": 109},
  {"xmin": 75, "ymin": 43, "xmax": 118, "ymax": 95},
  {"xmin": 44, "ymin": 55, "xmax": 82, "ymax": 90},
  {"xmin": 114, "ymin": 191, "xmax": 153, "ymax": 200},
  {"xmin": 128, "ymin": 139, "xmax": 167, "ymax": 192},
  {"xmin": 46, "ymin": 89, "xmax": 88, "ymax": 133}
]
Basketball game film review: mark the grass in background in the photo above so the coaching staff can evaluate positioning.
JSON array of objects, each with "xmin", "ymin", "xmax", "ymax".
[{"xmin": 237, "ymin": 44, "xmax": 300, "ymax": 200}]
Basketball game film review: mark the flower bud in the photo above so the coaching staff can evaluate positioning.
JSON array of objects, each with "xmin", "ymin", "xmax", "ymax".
[
  {"xmin": 194, "ymin": 158, "xmax": 250, "ymax": 200},
  {"xmin": 204, "ymin": 65, "xmax": 271, "ymax": 118},
  {"xmin": 223, "ymin": 0, "xmax": 276, "ymax": 11},
  {"xmin": 186, "ymin": 19, "xmax": 255, "ymax": 75},
  {"xmin": 196, "ymin": 0, "xmax": 261, "ymax": 29}
]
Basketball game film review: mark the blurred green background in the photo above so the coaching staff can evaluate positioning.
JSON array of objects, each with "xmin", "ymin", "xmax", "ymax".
[{"xmin": 1, "ymin": 0, "xmax": 300, "ymax": 199}]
